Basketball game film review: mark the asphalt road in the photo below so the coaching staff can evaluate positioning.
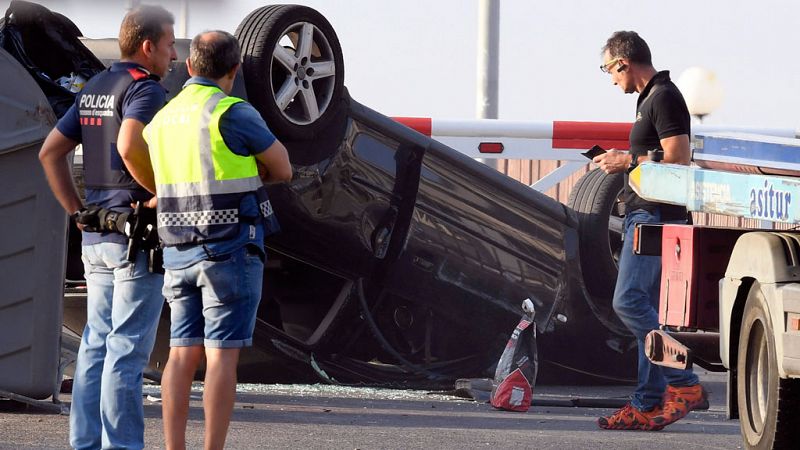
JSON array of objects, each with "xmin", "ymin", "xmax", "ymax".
[{"xmin": 0, "ymin": 372, "xmax": 743, "ymax": 449}]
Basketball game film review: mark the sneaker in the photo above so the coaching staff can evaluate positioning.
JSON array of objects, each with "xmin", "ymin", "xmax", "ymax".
[
  {"xmin": 651, "ymin": 384, "xmax": 709, "ymax": 428},
  {"xmin": 598, "ymin": 403, "xmax": 664, "ymax": 431}
]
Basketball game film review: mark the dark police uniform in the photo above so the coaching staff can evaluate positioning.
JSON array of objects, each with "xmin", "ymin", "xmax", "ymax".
[
  {"xmin": 57, "ymin": 62, "xmax": 165, "ymax": 244},
  {"xmin": 55, "ymin": 61, "xmax": 167, "ymax": 450}
]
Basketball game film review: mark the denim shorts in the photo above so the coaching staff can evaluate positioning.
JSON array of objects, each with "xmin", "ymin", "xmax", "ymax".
[{"xmin": 163, "ymin": 245, "xmax": 264, "ymax": 348}]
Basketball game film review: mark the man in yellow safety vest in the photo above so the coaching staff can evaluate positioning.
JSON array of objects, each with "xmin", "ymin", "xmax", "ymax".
[{"xmin": 132, "ymin": 30, "xmax": 292, "ymax": 449}]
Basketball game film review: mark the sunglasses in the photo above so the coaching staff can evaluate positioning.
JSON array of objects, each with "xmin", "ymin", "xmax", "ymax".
[{"xmin": 600, "ymin": 57, "xmax": 622, "ymax": 74}]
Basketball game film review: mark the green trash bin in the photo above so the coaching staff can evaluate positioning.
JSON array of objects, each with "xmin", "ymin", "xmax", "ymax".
[{"xmin": 0, "ymin": 46, "xmax": 65, "ymax": 400}]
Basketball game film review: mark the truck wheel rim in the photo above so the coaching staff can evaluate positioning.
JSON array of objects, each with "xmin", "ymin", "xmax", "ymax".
[
  {"xmin": 271, "ymin": 21, "xmax": 337, "ymax": 125},
  {"xmin": 745, "ymin": 320, "xmax": 768, "ymax": 432}
]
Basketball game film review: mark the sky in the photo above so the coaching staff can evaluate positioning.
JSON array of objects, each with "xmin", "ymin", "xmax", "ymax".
[{"xmin": 5, "ymin": 0, "xmax": 800, "ymax": 129}]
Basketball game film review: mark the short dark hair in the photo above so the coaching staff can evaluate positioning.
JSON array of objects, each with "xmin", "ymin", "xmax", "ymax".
[
  {"xmin": 119, "ymin": 5, "xmax": 174, "ymax": 58},
  {"xmin": 602, "ymin": 31, "xmax": 652, "ymax": 66},
  {"xmin": 189, "ymin": 31, "xmax": 241, "ymax": 79}
]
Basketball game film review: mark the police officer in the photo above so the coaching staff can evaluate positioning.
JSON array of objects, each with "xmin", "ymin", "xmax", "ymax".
[
  {"xmin": 38, "ymin": 6, "xmax": 176, "ymax": 449},
  {"xmin": 138, "ymin": 31, "xmax": 291, "ymax": 449}
]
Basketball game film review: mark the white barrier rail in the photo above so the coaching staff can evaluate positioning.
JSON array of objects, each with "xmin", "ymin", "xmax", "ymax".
[{"xmin": 393, "ymin": 117, "xmax": 799, "ymax": 192}]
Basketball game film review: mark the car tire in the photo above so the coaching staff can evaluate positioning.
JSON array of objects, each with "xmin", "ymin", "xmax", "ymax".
[
  {"xmin": 235, "ymin": 5, "xmax": 345, "ymax": 140},
  {"xmin": 567, "ymin": 168, "xmax": 625, "ymax": 300},
  {"xmin": 737, "ymin": 282, "xmax": 800, "ymax": 450}
]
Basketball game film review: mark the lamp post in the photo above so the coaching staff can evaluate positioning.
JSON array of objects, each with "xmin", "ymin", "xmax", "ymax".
[
  {"xmin": 676, "ymin": 67, "xmax": 724, "ymax": 123},
  {"xmin": 476, "ymin": 0, "xmax": 500, "ymax": 169}
]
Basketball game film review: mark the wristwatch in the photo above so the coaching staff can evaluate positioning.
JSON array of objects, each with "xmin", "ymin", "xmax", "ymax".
[{"xmin": 627, "ymin": 153, "xmax": 639, "ymax": 173}]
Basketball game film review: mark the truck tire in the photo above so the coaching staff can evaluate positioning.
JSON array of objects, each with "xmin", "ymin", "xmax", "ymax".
[
  {"xmin": 235, "ymin": 5, "xmax": 345, "ymax": 140},
  {"xmin": 567, "ymin": 169, "xmax": 624, "ymax": 299},
  {"xmin": 737, "ymin": 282, "xmax": 800, "ymax": 450}
]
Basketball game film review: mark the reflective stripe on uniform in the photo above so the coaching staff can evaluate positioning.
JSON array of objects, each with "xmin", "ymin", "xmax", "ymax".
[
  {"xmin": 156, "ymin": 176, "xmax": 263, "ymax": 197},
  {"xmin": 158, "ymin": 209, "xmax": 239, "ymax": 227},
  {"xmin": 259, "ymin": 200, "xmax": 273, "ymax": 217},
  {"xmin": 198, "ymin": 92, "xmax": 227, "ymax": 184}
]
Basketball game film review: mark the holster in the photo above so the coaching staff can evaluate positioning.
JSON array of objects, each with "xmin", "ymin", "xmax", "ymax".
[
  {"xmin": 148, "ymin": 247, "xmax": 164, "ymax": 274},
  {"xmin": 126, "ymin": 202, "xmax": 163, "ymax": 273}
]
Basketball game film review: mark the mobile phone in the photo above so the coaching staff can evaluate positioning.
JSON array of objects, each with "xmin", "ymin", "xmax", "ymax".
[{"xmin": 582, "ymin": 145, "xmax": 606, "ymax": 160}]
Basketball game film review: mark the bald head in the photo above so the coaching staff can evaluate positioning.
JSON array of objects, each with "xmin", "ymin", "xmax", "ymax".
[{"xmin": 189, "ymin": 30, "xmax": 241, "ymax": 79}]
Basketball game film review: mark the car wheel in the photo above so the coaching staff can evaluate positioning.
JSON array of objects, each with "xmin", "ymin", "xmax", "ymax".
[
  {"xmin": 235, "ymin": 5, "xmax": 345, "ymax": 140},
  {"xmin": 737, "ymin": 282, "xmax": 800, "ymax": 450},
  {"xmin": 567, "ymin": 168, "xmax": 624, "ymax": 301}
]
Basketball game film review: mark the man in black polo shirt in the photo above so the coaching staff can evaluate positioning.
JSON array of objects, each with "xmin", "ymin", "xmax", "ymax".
[{"xmin": 592, "ymin": 31, "xmax": 706, "ymax": 431}]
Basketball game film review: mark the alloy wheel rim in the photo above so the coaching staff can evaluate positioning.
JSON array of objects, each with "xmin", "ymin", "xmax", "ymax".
[{"xmin": 271, "ymin": 21, "xmax": 336, "ymax": 125}]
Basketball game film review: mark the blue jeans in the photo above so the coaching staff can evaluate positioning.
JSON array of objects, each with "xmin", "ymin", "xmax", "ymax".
[
  {"xmin": 163, "ymin": 244, "xmax": 264, "ymax": 349},
  {"xmin": 612, "ymin": 208, "xmax": 699, "ymax": 411},
  {"xmin": 70, "ymin": 243, "xmax": 164, "ymax": 450}
]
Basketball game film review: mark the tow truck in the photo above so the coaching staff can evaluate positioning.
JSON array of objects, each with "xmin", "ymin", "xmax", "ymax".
[{"xmin": 631, "ymin": 132, "xmax": 800, "ymax": 449}]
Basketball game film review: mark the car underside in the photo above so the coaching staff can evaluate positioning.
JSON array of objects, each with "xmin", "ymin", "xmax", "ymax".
[{"xmin": 2, "ymin": 1, "xmax": 637, "ymax": 389}]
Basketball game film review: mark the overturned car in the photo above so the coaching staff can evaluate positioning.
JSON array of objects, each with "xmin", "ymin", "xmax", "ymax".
[{"xmin": 2, "ymin": 2, "xmax": 633, "ymax": 388}]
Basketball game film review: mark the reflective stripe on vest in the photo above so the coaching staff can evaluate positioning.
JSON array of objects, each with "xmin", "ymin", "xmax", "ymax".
[
  {"xmin": 145, "ymin": 84, "xmax": 274, "ymax": 245},
  {"xmin": 154, "ymin": 196, "xmax": 275, "ymax": 227}
]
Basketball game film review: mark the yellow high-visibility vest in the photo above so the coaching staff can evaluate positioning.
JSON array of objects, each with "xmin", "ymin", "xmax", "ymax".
[{"xmin": 144, "ymin": 83, "xmax": 275, "ymax": 245}]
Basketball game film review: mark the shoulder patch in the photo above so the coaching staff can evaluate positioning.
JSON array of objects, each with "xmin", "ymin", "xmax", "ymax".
[{"xmin": 127, "ymin": 67, "xmax": 151, "ymax": 81}]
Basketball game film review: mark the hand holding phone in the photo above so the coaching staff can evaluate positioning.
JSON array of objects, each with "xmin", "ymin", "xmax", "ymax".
[{"xmin": 582, "ymin": 145, "xmax": 606, "ymax": 160}]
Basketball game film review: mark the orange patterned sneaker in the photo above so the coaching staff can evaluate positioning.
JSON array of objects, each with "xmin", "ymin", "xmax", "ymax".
[
  {"xmin": 651, "ymin": 384, "xmax": 709, "ymax": 428},
  {"xmin": 597, "ymin": 403, "xmax": 664, "ymax": 431}
]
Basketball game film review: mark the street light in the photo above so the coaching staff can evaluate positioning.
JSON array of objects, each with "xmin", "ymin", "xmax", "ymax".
[{"xmin": 676, "ymin": 67, "xmax": 724, "ymax": 123}]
